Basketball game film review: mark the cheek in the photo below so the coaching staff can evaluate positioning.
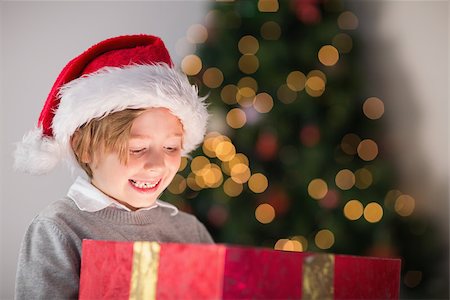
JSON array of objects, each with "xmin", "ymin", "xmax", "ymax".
[{"xmin": 167, "ymin": 155, "xmax": 182, "ymax": 172}]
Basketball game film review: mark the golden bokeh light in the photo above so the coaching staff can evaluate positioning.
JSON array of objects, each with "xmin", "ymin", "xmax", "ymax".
[
  {"xmin": 201, "ymin": 163, "xmax": 223, "ymax": 188},
  {"xmin": 357, "ymin": 139, "xmax": 379, "ymax": 161},
  {"xmin": 230, "ymin": 163, "xmax": 251, "ymax": 184},
  {"xmin": 315, "ymin": 229, "xmax": 335, "ymax": 250},
  {"xmin": 355, "ymin": 168, "xmax": 373, "ymax": 189},
  {"xmin": 215, "ymin": 140, "xmax": 236, "ymax": 162},
  {"xmin": 186, "ymin": 24, "xmax": 208, "ymax": 44},
  {"xmin": 286, "ymin": 71, "xmax": 306, "ymax": 92},
  {"xmin": 384, "ymin": 189, "xmax": 402, "ymax": 210},
  {"xmin": 222, "ymin": 153, "xmax": 249, "ymax": 175},
  {"xmin": 291, "ymin": 235, "xmax": 308, "ymax": 251},
  {"xmin": 253, "ymin": 92, "xmax": 274, "ymax": 113},
  {"xmin": 258, "ymin": 0, "xmax": 279, "ymax": 12},
  {"xmin": 178, "ymin": 157, "xmax": 188, "ymax": 171},
  {"xmin": 223, "ymin": 178, "xmax": 243, "ymax": 197},
  {"xmin": 305, "ymin": 76, "xmax": 326, "ymax": 97},
  {"xmin": 404, "ymin": 270, "xmax": 423, "ymax": 288},
  {"xmin": 238, "ymin": 35, "xmax": 259, "ymax": 55},
  {"xmin": 341, "ymin": 133, "xmax": 361, "ymax": 155},
  {"xmin": 332, "ymin": 33, "xmax": 353, "ymax": 54},
  {"xmin": 364, "ymin": 202, "xmax": 383, "ymax": 223},
  {"xmin": 363, "ymin": 97, "xmax": 385, "ymax": 120},
  {"xmin": 277, "ymin": 84, "xmax": 297, "ymax": 104},
  {"xmin": 318, "ymin": 45, "xmax": 339, "ymax": 66},
  {"xmin": 202, "ymin": 132, "xmax": 230, "ymax": 158},
  {"xmin": 255, "ymin": 203, "xmax": 276, "ymax": 224},
  {"xmin": 395, "ymin": 194, "xmax": 416, "ymax": 217},
  {"xmin": 190, "ymin": 156, "xmax": 210, "ymax": 175},
  {"xmin": 337, "ymin": 11, "xmax": 359, "ymax": 30},
  {"xmin": 167, "ymin": 174, "xmax": 187, "ymax": 194},
  {"xmin": 308, "ymin": 178, "xmax": 328, "ymax": 200},
  {"xmin": 274, "ymin": 239, "xmax": 303, "ymax": 252},
  {"xmin": 221, "ymin": 84, "xmax": 239, "ymax": 105},
  {"xmin": 248, "ymin": 173, "xmax": 269, "ymax": 193},
  {"xmin": 187, "ymin": 172, "xmax": 202, "ymax": 191},
  {"xmin": 238, "ymin": 76, "xmax": 258, "ymax": 91},
  {"xmin": 237, "ymin": 87, "xmax": 256, "ymax": 107},
  {"xmin": 181, "ymin": 54, "xmax": 202, "ymax": 76},
  {"xmin": 226, "ymin": 108, "xmax": 247, "ymax": 129},
  {"xmin": 261, "ymin": 21, "xmax": 281, "ymax": 40},
  {"xmin": 343, "ymin": 199, "xmax": 364, "ymax": 220},
  {"xmin": 335, "ymin": 169, "xmax": 355, "ymax": 190},
  {"xmin": 202, "ymin": 67, "xmax": 224, "ymax": 89},
  {"xmin": 238, "ymin": 54, "xmax": 259, "ymax": 74}
]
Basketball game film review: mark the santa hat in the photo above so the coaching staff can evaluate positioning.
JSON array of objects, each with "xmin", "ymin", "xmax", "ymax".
[{"xmin": 14, "ymin": 34, "xmax": 208, "ymax": 175}]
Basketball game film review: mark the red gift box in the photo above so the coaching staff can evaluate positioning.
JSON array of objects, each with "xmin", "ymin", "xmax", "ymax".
[{"xmin": 79, "ymin": 240, "xmax": 401, "ymax": 299}]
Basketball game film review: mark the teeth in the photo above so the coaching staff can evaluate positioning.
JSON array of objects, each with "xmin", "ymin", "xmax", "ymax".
[{"xmin": 130, "ymin": 179, "xmax": 159, "ymax": 189}]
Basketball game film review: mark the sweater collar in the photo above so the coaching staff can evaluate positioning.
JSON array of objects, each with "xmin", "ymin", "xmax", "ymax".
[{"xmin": 67, "ymin": 176, "xmax": 178, "ymax": 216}]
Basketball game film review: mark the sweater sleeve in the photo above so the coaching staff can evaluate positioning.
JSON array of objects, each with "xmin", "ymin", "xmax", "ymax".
[
  {"xmin": 15, "ymin": 218, "xmax": 80, "ymax": 300},
  {"xmin": 196, "ymin": 219, "xmax": 215, "ymax": 244}
]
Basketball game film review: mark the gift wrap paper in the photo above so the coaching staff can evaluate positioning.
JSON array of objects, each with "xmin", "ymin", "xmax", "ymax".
[{"xmin": 79, "ymin": 240, "xmax": 400, "ymax": 299}]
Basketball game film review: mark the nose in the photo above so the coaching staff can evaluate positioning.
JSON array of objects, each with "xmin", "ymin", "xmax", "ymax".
[{"xmin": 143, "ymin": 149, "xmax": 165, "ymax": 172}]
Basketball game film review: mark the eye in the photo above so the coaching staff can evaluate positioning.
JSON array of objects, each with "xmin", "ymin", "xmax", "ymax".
[
  {"xmin": 129, "ymin": 148, "xmax": 146, "ymax": 155},
  {"xmin": 164, "ymin": 146, "xmax": 179, "ymax": 153}
]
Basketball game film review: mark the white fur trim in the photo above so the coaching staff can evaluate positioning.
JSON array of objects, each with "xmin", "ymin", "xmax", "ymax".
[
  {"xmin": 14, "ymin": 127, "xmax": 62, "ymax": 175},
  {"xmin": 55, "ymin": 63, "xmax": 209, "ymax": 157}
]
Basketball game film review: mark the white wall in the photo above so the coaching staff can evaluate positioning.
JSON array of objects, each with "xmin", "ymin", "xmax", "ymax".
[{"xmin": 0, "ymin": 2, "xmax": 207, "ymax": 298}]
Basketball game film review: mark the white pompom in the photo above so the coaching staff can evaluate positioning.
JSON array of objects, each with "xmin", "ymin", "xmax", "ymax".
[{"xmin": 14, "ymin": 127, "xmax": 62, "ymax": 175}]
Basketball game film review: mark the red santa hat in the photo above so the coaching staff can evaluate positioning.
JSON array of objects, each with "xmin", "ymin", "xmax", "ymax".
[{"xmin": 14, "ymin": 34, "xmax": 208, "ymax": 175}]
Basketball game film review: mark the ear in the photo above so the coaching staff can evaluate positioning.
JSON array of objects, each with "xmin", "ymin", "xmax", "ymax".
[{"xmin": 71, "ymin": 131, "xmax": 92, "ymax": 164}]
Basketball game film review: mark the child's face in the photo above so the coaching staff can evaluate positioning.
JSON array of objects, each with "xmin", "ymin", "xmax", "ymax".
[{"xmin": 90, "ymin": 107, "xmax": 183, "ymax": 210}]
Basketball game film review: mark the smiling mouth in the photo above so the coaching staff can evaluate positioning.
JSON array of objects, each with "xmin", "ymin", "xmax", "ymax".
[{"xmin": 129, "ymin": 179, "xmax": 160, "ymax": 189}]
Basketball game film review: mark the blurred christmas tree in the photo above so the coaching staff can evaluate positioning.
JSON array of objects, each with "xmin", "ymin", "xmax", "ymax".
[{"xmin": 161, "ymin": 0, "xmax": 447, "ymax": 298}]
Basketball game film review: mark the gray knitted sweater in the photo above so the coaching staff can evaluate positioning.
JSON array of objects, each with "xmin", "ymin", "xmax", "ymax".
[{"xmin": 15, "ymin": 197, "xmax": 213, "ymax": 299}]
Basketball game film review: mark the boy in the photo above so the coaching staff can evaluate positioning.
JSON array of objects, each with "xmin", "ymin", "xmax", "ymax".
[{"xmin": 14, "ymin": 35, "xmax": 213, "ymax": 299}]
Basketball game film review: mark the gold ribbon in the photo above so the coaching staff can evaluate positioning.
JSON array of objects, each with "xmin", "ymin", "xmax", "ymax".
[
  {"xmin": 129, "ymin": 242, "xmax": 161, "ymax": 300},
  {"xmin": 302, "ymin": 254, "xmax": 334, "ymax": 300}
]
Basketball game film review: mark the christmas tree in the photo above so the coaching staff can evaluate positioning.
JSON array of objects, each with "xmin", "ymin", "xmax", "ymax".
[{"xmin": 160, "ymin": 0, "xmax": 447, "ymax": 298}]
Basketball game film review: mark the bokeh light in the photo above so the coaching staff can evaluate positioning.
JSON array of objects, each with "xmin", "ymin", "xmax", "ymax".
[
  {"xmin": 215, "ymin": 140, "xmax": 236, "ymax": 162},
  {"xmin": 186, "ymin": 24, "xmax": 208, "ymax": 44},
  {"xmin": 337, "ymin": 11, "xmax": 359, "ymax": 30},
  {"xmin": 332, "ymin": 33, "xmax": 353, "ymax": 53},
  {"xmin": 238, "ymin": 54, "xmax": 259, "ymax": 74},
  {"xmin": 315, "ymin": 229, "xmax": 335, "ymax": 249},
  {"xmin": 230, "ymin": 163, "xmax": 251, "ymax": 184},
  {"xmin": 202, "ymin": 67, "xmax": 224, "ymax": 88},
  {"xmin": 187, "ymin": 172, "xmax": 202, "ymax": 191},
  {"xmin": 286, "ymin": 71, "xmax": 306, "ymax": 91},
  {"xmin": 190, "ymin": 156, "xmax": 210, "ymax": 175},
  {"xmin": 238, "ymin": 76, "xmax": 258, "ymax": 91},
  {"xmin": 277, "ymin": 84, "xmax": 297, "ymax": 104},
  {"xmin": 222, "ymin": 153, "xmax": 249, "ymax": 175},
  {"xmin": 354, "ymin": 168, "xmax": 373, "ymax": 189},
  {"xmin": 237, "ymin": 87, "xmax": 256, "ymax": 107},
  {"xmin": 308, "ymin": 178, "xmax": 328, "ymax": 200},
  {"xmin": 335, "ymin": 169, "xmax": 355, "ymax": 190},
  {"xmin": 226, "ymin": 108, "xmax": 247, "ymax": 129},
  {"xmin": 363, "ymin": 97, "xmax": 385, "ymax": 120},
  {"xmin": 253, "ymin": 92, "xmax": 274, "ymax": 113},
  {"xmin": 395, "ymin": 194, "xmax": 416, "ymax": 217},
  {"xmin": 384, "ymin": 189, "xmax": 402, "ymax": 211},
  {"xmin": 258, "ymin": 0, "xmax": 279, "ymax": 12},
  {"xmin": 238, "ymin": 35, "xmax": 259, "ymax": 54},
  {"xmin": 220, "ymin": 84, "xmax": 238, "ymax": 105},
  {"xmin": 364, "ymin": 202, "xmax": 383, "ymax": 223},
  {"xmin": 357, "ymin": 139, "xmax": 378, "ymax": 161},
  {"xmin": 291, "ymin": 235, "xmax": 308, "ymax": 251},
  {"xmin": 261, "ymin": 21, "xmax": 281, "ymax": 40},
  {"xmin": 404, "ymin": 270, "xmax": 422, "ymax": 288},
  {"xmin": 255, "ymin": 203, "xmax": 276, "ymax": 224},
  {"xmin": 223, "ymin": 178, "xmax": 243, "ymax": 197},
  {"xmin": 248, "ymin": 173, "xmax": 269, "ymax": 193},
  {"xmin": 181, "ymin": 54, "xmax": 202, "ymax": 76},
  {"xmin": 167, "ymin": 174, "xmax": 187, "ymax": 194},
  {"xmin": 341, "ymin": 133, "xmax": 361, "ymax": 155},
  {"xmin": 178, "ymin": 157, "xmax": 188, "ymax": 171},
  {"xmin": 274, "ymin": 239, "xmax": 303, "ymax": 252},
  {"xmin": 305, "ymin": 70, "xmax": 326, "ymax": 97},
  {"xmin": 318, "ymin": 45, "xmax": 339, "ymax": 66},
  {"xmin": 202, "ymin": 132, "xmax": 231, "ymax": 158},
  {"xmin": 343, "ymin": 199, "xmax": 364, "ymax": 220}
]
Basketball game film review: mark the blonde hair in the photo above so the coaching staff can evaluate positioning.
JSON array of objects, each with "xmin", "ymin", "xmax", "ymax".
[{"xmin": 71, "ymin": 109, "xmax": 146, "ymax": 177}]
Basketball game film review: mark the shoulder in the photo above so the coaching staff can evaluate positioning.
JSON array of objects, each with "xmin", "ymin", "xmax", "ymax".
[{"xmin": 163, "ymin": 209, "xmax": 214, "ymax": 243}]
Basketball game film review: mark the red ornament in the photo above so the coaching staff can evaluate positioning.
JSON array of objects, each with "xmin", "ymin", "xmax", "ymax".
[{"xmin": 319, "ymin": 189, "xmax": 340, "ymax": 209}]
